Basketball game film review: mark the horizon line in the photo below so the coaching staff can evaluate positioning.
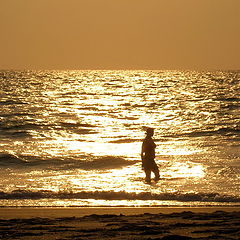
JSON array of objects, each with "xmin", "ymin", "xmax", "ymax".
[{"xmin": 0, "ymin": 68, "xmax": 239, "ymax": 72}]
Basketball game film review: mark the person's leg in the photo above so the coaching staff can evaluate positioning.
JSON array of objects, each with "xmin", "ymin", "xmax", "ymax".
[
  {"xmin": 152, "ymin": 164, "xmax": 160, "ymax": 181},
  {"xmin": 144, "ymin": 169, "xmax": 151, "ymax": 182}
]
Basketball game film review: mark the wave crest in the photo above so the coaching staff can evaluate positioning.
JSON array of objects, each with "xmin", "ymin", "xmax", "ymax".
[{"xmin": 0, "ymin": 190, "xmax": 239, "ymax": 203}]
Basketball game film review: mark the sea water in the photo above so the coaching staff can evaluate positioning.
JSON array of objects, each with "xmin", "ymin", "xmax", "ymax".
[{"xmin": 0, "ymin": 70, "xmax": 239, "ymax": 207}]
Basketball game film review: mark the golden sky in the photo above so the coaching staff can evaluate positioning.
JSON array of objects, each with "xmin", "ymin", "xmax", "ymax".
[{"xmin": 0, "ymin": 0, "xmax": 239, "ymax": 70}]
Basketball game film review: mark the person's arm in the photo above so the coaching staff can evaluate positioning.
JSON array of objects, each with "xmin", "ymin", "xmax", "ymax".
[
  {"xmin": 152, "ymin": 139, "xmax": 156, "ymax": 158},
  {"xmin": 141, "ymin": 144, "xmax": 144, "ymax": 160},
  {"xmin": 141, "ymin": 142, "xmax": 145, "ymax": 167}
]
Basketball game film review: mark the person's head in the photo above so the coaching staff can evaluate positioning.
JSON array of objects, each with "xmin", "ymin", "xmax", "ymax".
[{"xmin": 146, "ymin": 128, "xmax": 154, "ymax": 137}]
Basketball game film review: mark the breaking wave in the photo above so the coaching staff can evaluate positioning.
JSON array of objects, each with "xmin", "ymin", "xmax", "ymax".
[{"xmin": 0, "ymin": 190, "xmax": 239, "ymax": 203}]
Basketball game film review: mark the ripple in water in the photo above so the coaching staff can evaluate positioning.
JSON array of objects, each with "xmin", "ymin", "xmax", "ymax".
[{"xmin": 0, "ymin": 70, "xmax": 239, "ymax": 207}]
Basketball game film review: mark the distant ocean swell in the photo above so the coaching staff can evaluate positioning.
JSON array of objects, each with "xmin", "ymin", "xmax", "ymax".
[{"xmin": 0, "ymin": 190, "xmax": 239, "ymax": 203}]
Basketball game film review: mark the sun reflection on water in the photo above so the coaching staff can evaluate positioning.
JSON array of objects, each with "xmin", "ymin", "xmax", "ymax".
[{"xmin": 2, "ymin": 70, "xmax": 239, "ymax": 207}]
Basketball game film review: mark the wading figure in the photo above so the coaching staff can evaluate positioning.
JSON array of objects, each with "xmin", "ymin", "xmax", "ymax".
[{"xmin": 141, "ymin": 128, "xmax": 160, "ymax": 182}]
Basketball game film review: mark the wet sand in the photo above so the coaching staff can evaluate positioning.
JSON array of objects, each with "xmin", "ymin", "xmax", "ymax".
[{"xmin": 0, "ymin": 207, "xmax": 239, "ymax": 239}]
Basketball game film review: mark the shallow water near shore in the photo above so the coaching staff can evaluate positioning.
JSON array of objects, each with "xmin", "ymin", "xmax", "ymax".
[{"xmin": 0, "ymin": 70, "xmax": 239, "ymax": 207}]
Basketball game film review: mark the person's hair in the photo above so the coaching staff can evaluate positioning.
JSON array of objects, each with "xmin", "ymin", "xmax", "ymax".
[{"xmin": 146, "ymin": 128, "xmax": 154, "ymax": 135}]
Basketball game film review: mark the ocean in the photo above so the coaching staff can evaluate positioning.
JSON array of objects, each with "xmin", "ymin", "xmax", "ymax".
[{"xmin": 0, "ymin": 70, "xmax": 239, "ymax": 207}]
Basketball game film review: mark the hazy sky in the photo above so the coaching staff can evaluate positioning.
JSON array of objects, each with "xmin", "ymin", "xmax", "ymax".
[{"xmin": 0, "ymin": 0, "xmax": 239, "ymax": 70}]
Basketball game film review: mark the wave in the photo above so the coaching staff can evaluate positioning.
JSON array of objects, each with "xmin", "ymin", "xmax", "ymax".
[
  {"xmin": 165, "ymin": 127, "xmax": 240, "ymax": 139},
  {"xmin": 109, "ymin": 138, "xmax": 139, "ymax": 143},
  {"xmin": 189, "ymin": 127, "xmax": 240, "ymax": 137},
  {"xmin": 0, "ymin": 130, "xmax": 33, "ymax": 138},
  {"xmin": 221, "ymin": 103, "xmax": 239, "ymax": 110},
  {"xmin": 0, "ymin": 190, "xmax": 239, "ymax": 203},
  {"xmin": 0, "ymin": 122, "xmax": 41, "ymax": 131},
  {"xmin": 60, "ymin": 122, "xmax": 96, "ymax": 128},
  {"xmin": 217, "ymin": 166, "xmax": 240, "ymax": 177},
  {"xmin": 60, "ymin": 122, "xmax": 97, "ymax": 134},
  {"xmin": 0, "ymin": 100, "xmax": 27, "ymax": 105},
  {"xmin": 0, "ymin": 153, "xmax": 136, "ymax": 170},
  {"xmin": 0, "ymin": 153, "xmax": 28, "ymax": 165},
  {"xmin": 0, "ymin": 120, "xmax": 43, "ymax": 138},
  {"xmin": 0, "ymin": 113, "xmax": 32, "ymax": 117},
  {"xmin": 216, "ymin": 97, "xmax": 240, "ymax": 102},
  {"xmin": 0, "ymin": 120, "xmax": 98, "ymax": 136}
]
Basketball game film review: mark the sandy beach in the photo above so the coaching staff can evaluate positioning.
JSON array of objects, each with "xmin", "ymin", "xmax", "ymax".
[{"xmin": 0, "ymin": 207, "xmax": 239, "ymax": 239}]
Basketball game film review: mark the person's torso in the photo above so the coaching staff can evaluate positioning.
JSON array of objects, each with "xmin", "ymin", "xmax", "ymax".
[{"xmin": 143, "ymin": 137, "xmax": 156, "ymax": 159}]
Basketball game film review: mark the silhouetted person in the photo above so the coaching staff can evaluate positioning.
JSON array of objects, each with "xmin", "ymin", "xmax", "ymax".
[{"xmin": 141, "ymin": 128, "xmax": 160, "ymax": 182}]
